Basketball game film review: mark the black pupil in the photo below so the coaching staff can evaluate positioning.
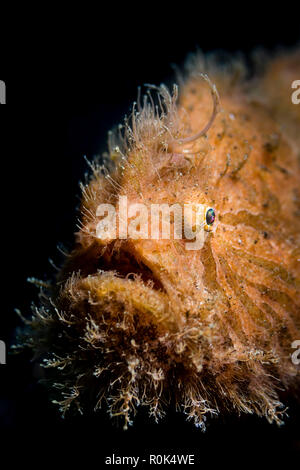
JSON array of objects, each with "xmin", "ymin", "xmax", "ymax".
[{"xmin": 206, "ymin": 208, "xmax": 215, "ymax": 225}]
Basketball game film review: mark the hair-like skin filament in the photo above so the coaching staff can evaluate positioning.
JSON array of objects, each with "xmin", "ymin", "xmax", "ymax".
[{"xmin": 172, "ymin": 74, "xmax": 220, "ymax": 146}]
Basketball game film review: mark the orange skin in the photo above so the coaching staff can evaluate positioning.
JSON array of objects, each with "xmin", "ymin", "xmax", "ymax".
[{"xmin": 21, "ymin": 50, "xmax": 300, "ymax": 429}]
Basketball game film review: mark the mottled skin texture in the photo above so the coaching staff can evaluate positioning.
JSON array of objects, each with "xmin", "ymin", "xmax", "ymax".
[{"xmin": 20, "ymin": 50, "xmax": 300, "ymax": 430}]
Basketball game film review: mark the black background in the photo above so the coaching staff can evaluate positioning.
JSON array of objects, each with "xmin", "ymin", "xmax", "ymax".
[{"xmin": 0, "ymin": 7, "xmax": 300, "ymax": 468}]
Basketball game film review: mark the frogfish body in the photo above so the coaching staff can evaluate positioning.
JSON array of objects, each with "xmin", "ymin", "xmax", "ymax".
[{"xmin": 20, "ymin": 49, "xmax": 300, "ymax": 430}]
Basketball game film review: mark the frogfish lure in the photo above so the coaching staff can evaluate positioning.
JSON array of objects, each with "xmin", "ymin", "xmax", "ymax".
[{"xmin": 18, "ymin": 49, "xmax": 300, "ymax": 430}]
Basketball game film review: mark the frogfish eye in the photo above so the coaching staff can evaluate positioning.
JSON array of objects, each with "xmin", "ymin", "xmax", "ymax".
[{"xmin": 204, "ymin": 207, "xmax": 216, "ymax": 232}]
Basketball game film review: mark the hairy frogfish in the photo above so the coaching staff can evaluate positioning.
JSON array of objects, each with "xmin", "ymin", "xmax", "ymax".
[{"xmin": 18, "ymin": 49, "xmax": 300, "ymax": 430}]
